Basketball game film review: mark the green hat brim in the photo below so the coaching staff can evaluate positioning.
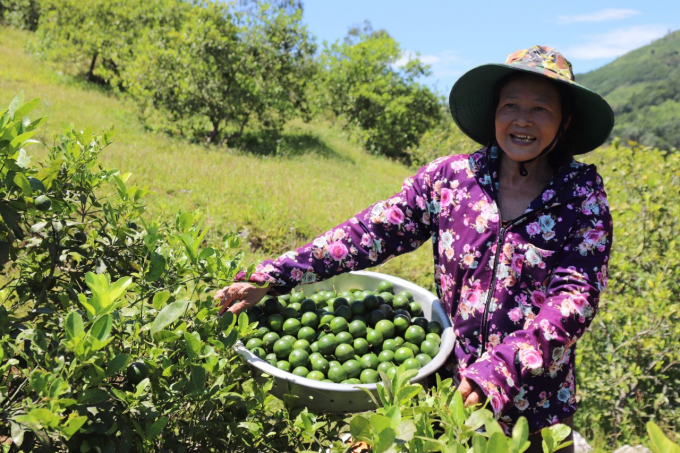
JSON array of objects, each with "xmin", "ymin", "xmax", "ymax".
[{"xmin": 448, "ymin": 63, "xmax": 615, "ymax": 154}]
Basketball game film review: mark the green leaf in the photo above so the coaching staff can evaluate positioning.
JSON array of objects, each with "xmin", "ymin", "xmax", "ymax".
[
  {"xmin": 13, "ymin": 97, "xmax": 40, "ymax": 120},
  {"xmin": 65, "ymin": 311, "xmax": 84, "ymax": 342},
  {"xmin": 13, "ymin": 172, "xmax": 32, "ymax": 196},
  {"xmin": 152, "ymin": 291, "xmax": 171, "ymax": 311},
  {"xmin": 178, "ymin": 212, "xmax": 194, "ymax": 233},
  {"xmin": 8, "ymin": 92, "xmax": 23, "ymax": 118},
  {"xmin": 350, "ymin": 415, "xmax": 373, "ymax": 443},
  {"xmin": 77, "ymin": 388, "xmax": 109, "ymax": 406},
  {"xmin": 90, "ymin": 314, "xmax": 113, "ymax": 343},
  {"xmin": 510, "ymin": 417, "xmax": 530, "ymax": 453},
  {"xmin": 146, "ymin": 416, "xmax": 169, "ymax": 440},
  {"xmin": 370, "ymin": 413, "xmax": 393, "ymax": 434},
  {"xmin": 184, "ymin": 331, "xmax": 203, "ymax": 361},
  {"xmin": 487, "ymin": 432, "xmax": 509, "ymax": 453},
  {"xmin": 646, "ymin": 422, "xmax": 680, "ymax": 453},
  {"xmin": 106, "ymin": 353, "xmax": 130, "ymax": 377},
  {"xmin": 145, "ymin": 253, "xmax": 166, "ymax": 282},
  {"xmin": 188, "ymin": 366, "xmax": 206, "ymax": 393},
  {"xmin": 373, "ymin": 427, "xmax": 396, "ymax": 453},
  {"xmin": 61, "ymin": 414, "xmax": 87, "ymax": 440},
  {"xmin": 151, "ymin": 301, "xmax": 189, "ymax": 336}
]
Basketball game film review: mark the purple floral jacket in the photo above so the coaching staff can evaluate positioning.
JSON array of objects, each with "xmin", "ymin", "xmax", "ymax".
[{"xmin": 238, "ymin": 145, "xmax": 612, "ymax": 433}]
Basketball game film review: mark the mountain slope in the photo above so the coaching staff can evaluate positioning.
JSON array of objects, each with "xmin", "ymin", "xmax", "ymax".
[{"xmin": 577, "ymin": 30, "xmax": 680, "ymax": 150}]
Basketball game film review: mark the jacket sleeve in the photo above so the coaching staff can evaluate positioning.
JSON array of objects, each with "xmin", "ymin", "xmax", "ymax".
[
  {"xmin": 460, "ymin": 184, "xmax": 613, "ymax": 417},
  {"xmin": 233, "ymin": 159, "xmax": 445, "ymax": 293}
]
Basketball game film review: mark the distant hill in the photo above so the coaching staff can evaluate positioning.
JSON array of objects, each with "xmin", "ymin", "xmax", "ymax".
[{"xmin": 576, "ymin": 30, "xmax": 680, "ymax": 150}]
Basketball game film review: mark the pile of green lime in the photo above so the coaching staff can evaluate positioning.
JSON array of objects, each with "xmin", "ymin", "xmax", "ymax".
[{"xmin": 244, "ymin": 280, "xmax": 442, "ymax": 385}]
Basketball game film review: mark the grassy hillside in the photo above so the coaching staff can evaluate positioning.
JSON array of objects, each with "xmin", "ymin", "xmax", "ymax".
[
  {"xmin": 0, "ymin": 26, "xmax": 436, "ymax": 289},
  {"xmin": 577, "ymin": 30, "xmax": 680, "ymax": 150}
]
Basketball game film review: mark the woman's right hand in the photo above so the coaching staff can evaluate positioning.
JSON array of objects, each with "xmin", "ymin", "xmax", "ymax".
[{"xmin": 214, "ymin": 282, "xmax": 270, "ymax": 316}]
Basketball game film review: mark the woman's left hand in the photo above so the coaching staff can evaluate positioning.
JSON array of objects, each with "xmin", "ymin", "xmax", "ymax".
[{"xmin": 457, "ymin": 377, "xmax": 486, "ymax": 408}]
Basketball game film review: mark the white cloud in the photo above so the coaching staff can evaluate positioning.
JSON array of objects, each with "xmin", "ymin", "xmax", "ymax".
[
  {"xmin": 558, "ymin": 8, "xmax": 640, "ymax": 24},
  {"xmin": 565, "ymin": 24, "xmax": 669, "ymax": 60},
  {"xmin": 395, "ymin": 50, "xmax": 461, "ymax": 77}
]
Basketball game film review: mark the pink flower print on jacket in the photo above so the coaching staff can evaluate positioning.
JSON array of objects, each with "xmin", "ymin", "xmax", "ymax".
[{"xmin": 235, "ymin": 146, "xmax": 613, "ymax": 434}]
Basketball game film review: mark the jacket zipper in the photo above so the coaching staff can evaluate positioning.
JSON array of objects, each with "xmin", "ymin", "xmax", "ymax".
[{"xmin": 478, "ymin": 169, "xmax": 585, "ymax": 357}]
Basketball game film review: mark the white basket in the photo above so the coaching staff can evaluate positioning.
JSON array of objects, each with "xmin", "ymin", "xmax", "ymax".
[{"xmin": 234, "ymin": 270, "xmax": 455, "ymax": 414}]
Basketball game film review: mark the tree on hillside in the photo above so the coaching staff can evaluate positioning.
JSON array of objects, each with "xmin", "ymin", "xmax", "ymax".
[
  {"xmin": 35, "ymin": 0, "xmax": 189, "ymax": 84},
  {"xmin": 313, "ymin": 24, "xmax": 441, "ymax": 160},
  {"xmin": 0, "ymin": 0, "xmax": 41, "ymax": 30},
  {"xmin": 124, "ymin": 0, "xmax": 316, "ymax": 143}
]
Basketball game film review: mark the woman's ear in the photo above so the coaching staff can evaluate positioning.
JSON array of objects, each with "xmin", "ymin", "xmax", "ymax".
[{"xmin": 562, "ymin": 114, "xmax": 572, "ymax": 136}]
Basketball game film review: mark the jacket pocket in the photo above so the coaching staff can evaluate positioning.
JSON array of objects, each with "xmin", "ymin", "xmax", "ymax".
[{"xmin": 517, "ymin": 244, "xmax": 557, "ymax": 310}]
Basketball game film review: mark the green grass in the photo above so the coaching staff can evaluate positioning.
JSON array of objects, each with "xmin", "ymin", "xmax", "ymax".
[{"xmin": 0, "ymin": 25, "xmax": 435, "ymax": 290}]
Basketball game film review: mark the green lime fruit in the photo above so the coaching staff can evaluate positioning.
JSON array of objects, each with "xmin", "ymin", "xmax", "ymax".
[
  {"xmin": 360, "ymin": 353, "xmax": 379, "ymax": 370},
  {"xmin": 323, "ymin": 290, "xmax": 335, "ymax": 300},
  {"xmin": 379, "ymin": 292, "xmax": 395, "ymax": 307},
  {"xmin": 266, "ymin": 353, "xmax": 278, "ymax": 366},
  {"xmin": 412, "ymin": 317, "xmax": 429, "ymax": 330},
  {"xmin": 253, "ymin": 326, "xmax": 270, "ymax": 339},
  {"xmin": 397, "ymin": 290, "xmax": 414, "ymax": 301},
  {"xmin": 420, "ymin": 340, "xmax": 440, "ymax": 357},
  {"xmin": 340, "ymin": 379, "xmax": 352, "ymax": 384},
  {"xmin": 256, "ymin": 314, "xmax": 268, "ymax": 327},
  {"xmin": 367, "ymin": 310, "xmax": 386, "ymax": 327},
  {"xmin": 246, "ymin": 338, "xmax": 264, "ymax": 350},
  {"xmin": 281, "ymin": 335, "xmax": 297, "ymax": 344},
  {"xmin": 426, "ymin": 333, "xmax": 441, "ymax": 344},
  {"xmin": 289, "ymin": 349, "xmax": 310, "ymax": 368},
  {"xmin": 309, "ymin": 352, "xmax": 324, "ymax": 362},
  {"xmin": 298, "ymin": 326, "xmax": 316, "ymax": 343},
  {"xmin": 328, "ymin": 365, "xmax": 347, "ymax": 383},
  {"xmin": 332, "ymin": 297, "xmax": 349, "ymax": 311},
  {"xmin": 289, "ymin": 302, "xmax": 302, "ymax": 312},
  {"xmin": 281, "ymin": 307, "xmax": 298, "ymax": 320},
  {"xmin": 330, "ymin": 317, "xmax": 349, "ymax": 334},
  {"xmin": 375, "ymin": 319, "xmax": 396, "ymax": 339},
  {"xmin": 352, "ymin": 315, "xmax": 368, "ymax": 325},
  {"xmin": 427, "ymin": 321, "xmax": 443, "ymax": 335},
  {"xmin": 339, "ymin": 290, "xmax": 353, "ymax": 300},
  {"xmin": 394, "ymin": 336, "xmax": 405, "ymax": 347},
  {"xmin": 378, "ymin": 350, "xmax": 395, "ymax": 363},
  {"xmin": 378, "ymin": 304, "xmax": 394, "ymax": 320},
  {"xmin": 394, "ymin": 347, "xmax": 415, "ymax": 364},
  {"xmin": 300, "ymin": 312, "xmax": 319, "ymax": 329},
  {"xmin": 342, "ymin": 360, "xmax": 362, "ymax": 379},
  {"xmin": 247, "ymin": 311, "xmax": 259, "ymax": 324},
  {"xmin": 292, "ymin": 366, "xmax": 309, "ymax": 377},
  {"xmin": 350, "ymin": 300, "xmax": 367, "ymax": 316},
  {"xmin": 34, "ymin": 195, "xmax": 52, "ymax": 211},
  {"xmin": 278, "ymin": 294, "xmax": 291, "ymax": 304},
  {"xmin": 277, "ymin": 360, "xmax": 291, "ymax": 371},
  {"xmin": 392, "ymin": 295, "xmax": 410, "ymax": 311},
  {"xmin": 282, "ymin": 318, "xmax": 301, "ymax": 336},
  {"xmin": 409, "ymin": 302, "xmax": 423, "ymax": 317},
  {"xmin": 403, "ymin": 358, "xmax": 421, "ymax": 371},
  {"xmin": 318, "ymin": 335, "xmax": 337, "ymax": 355},
  {"xmin": 382, "ymin": 339, "xmax": 399, "ymax": 352},
  {"xmin": 293, "ymin": 339, "xmax": 311, "ymax": 353},
  {"xmin": 322, "ymin": 379, "xmax": 333, "ymax": 383},
  {"xmin": 347, "ymin": 378, "xmax": 362, "ymax": 384},
  {"xmin": 267, "ymin": 313, "xmax": 284, "ymax": 332},
  {"xmin": 310, "ymin": 341, "xmax": 319, "ymax": 353},
  {"xmin": 311, "ymin": 357, "xmax": 330, "ymax": 374},
  {"xmin": 360, "ymin": 369, "xmax": 380, "ymax": 384},
  {"xmin": 290, "ymin": 291, "xmax": 306, "ymax": 304},
  {"xmin": 377, "ymin": 361, "xmax": 395, "ymax": 374},
  {"xmin": 377, "ymin": 280, "xmax": 394, "ymax": 293},
  {"xmin": 273, "ymin": 339, "xmax": 294, "ymax": 359},
  {"xmin": 335, "ymin": 344, "xmax": 355, "ymax": 363},
  {"xmin": 363, "ymin": 295, "xmax": 380, "ymax": 311},
  {"xmin": 310, "ymin": 293, "xmax": 324, "ymax": 305},
  {"xmin": 300, "ymin": 299, "xmax": 317, "ymax": 313},
  {"xmin": 394, "ymin": 309, "xmax": 412, "ymax": 320},
  {"xmin": 320, "ymin": 313, "xmax": 335, "ymax": 326},
  {"xmin": 335, "ymin": 331, "xmax": 353, "ymax": 345},
  {"xmin": 393, "ymin": 315, "xmax": 410, "ymax": 335},
  {"xmin": 307, "ymin": 370, "xmax": 325, "ymax": 381},
  {"xmin": 405, "ymin": 325, "xmax": 426, "ymax": 345},
  {"xmin": 127, "ymin": 362, "xmax": 149, "ymax": 384},
  {"xmin": 263, "ymin": 298, "xmax": 281, "ymax": 315},
  {"xmin": 403, "ymin": 342, "xmax": 420, "ymax": 355},
  {"xmin": 416, "ymin": 353, "xmax": 433, "ymax": 367},
  {"xmin": 329, "ymin": 360, "xmax": 342, "ymax": 368},
  {"xmin": 334, "ymin": 305, "xmax": 353, "ymax": 322},
  {"xmin": 348, "ymin": 320, "xmax": 367, "ymax": 338},
  {"xmin": 353, "ymin": 338, "xmax": 370, "ymax": 356},
  {"xmin": 366, "ymin": 329, "xmax": 384, "ymax": 348},
  {"xmin": 262, "ymin": 332, "xmax": 281, "ymax": 351},
  {"xmin": 250, "ymin": 347, "xmax": 266, "ymax": 359}
]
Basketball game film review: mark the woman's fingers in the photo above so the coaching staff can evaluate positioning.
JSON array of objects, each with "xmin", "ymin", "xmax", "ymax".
[
  {"xmin": 456, "ymin": 377, "xmax": 486, "ymax": 408},
  {"xmin": 464, "ymin": 387, "xmax": 486, "ymax": 408},
  {"xmin": 457, "ymin": 377, "xmax": 475, "ymax": 399},
  {"xmin": 215, "ymin": 283, "xmax": 270, "ymax": 316}
]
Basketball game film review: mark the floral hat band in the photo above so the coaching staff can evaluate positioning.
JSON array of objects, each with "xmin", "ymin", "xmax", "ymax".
[
  {"xmin": 505, "ymin": 46, "xmax": 575, "ymax": 83},
  {"xmin": 448, "ymin": 45, "xmax": 615, "ymax": 154}
]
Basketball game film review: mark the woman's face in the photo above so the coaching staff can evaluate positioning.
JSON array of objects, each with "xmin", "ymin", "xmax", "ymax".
[{"xmin": 494, "ymin": 74, "xmax": 563, "ymax": 163}]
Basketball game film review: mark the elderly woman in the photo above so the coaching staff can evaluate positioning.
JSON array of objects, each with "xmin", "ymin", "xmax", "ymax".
[{"xmin": 216, "ymin": 46, "xmax": 614, "ymax": 451}]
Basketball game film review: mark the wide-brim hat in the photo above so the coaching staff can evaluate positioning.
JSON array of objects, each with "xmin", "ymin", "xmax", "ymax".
[{"xmin": 449, "ymin": 46, "xmax": 615, "ymax": 154}]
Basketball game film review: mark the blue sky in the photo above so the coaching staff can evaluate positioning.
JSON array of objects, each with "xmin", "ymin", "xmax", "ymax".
[{"xmin": 302, "ymin": 1, "xmax": 680, "ymax": 94}]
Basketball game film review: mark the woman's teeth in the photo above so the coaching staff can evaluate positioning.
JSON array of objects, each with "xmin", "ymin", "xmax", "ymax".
[{"xmin": 511, "ymin": 134, "xmax": 536, "ymax": 143}]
